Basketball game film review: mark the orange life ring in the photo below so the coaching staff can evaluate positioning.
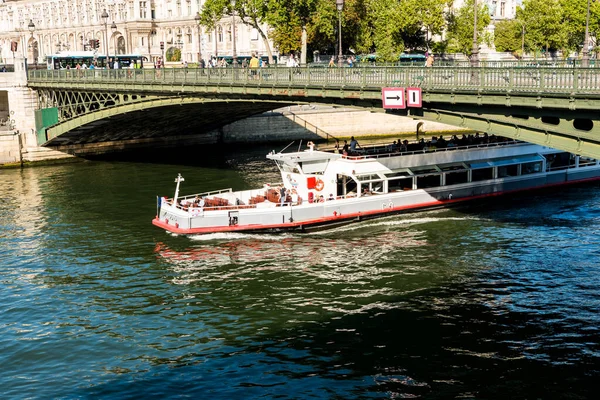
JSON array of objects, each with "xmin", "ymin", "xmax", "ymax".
[{"xmin": 315, "ymin": 179, "xmax": 324, "ymax": 191}]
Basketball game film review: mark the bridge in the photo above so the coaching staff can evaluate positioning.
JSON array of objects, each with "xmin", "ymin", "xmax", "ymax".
[{"xmin": 27, "ymin": 65, "xmax": 600, "ymax": 159}]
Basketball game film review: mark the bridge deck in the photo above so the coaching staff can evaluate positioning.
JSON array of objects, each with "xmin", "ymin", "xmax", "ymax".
[{"xmin": 27, "ymin": 66, "xmax": 600, "ymax": 96}]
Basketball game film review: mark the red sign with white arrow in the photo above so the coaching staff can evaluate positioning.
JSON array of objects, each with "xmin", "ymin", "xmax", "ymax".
[{"xmin": 381, "ymin": 87, "xmax": 406, "ymax": 109}]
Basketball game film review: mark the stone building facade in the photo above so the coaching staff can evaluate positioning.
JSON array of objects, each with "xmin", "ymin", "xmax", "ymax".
[{"xmin": 0, "ymin": 0, "xmax": 276, "ymax": 67}]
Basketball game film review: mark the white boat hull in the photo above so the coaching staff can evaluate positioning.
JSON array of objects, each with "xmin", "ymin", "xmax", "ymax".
[{"xmin": 153, "ymin": 167, "xmax": 600, "ymax": 235}]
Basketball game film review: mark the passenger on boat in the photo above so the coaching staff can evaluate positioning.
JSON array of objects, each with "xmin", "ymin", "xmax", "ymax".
[
  {"xmin": 291, "ymin": 189, "xmax": 299, "ymax": 205},
  {"xmin": 350, "ymin": 136, "xmax": 360, "ymax": 152},
  {"xmin": 279, "ymin": 186, "xmax": 287, "ymax": 206},
  {"xmin": 342, "ymin": 140, "xmax": 349, "ymax": 155},
  {"xmin": 307, "ymin": 141, "xmax": 315, "ymax": 152},
  {"xmin": 328, "ymin": 193, "xmax": 335, "ymax": 201},
  {"xmin": 400, "ymin": 140, "xmax": 409, "ymax": 152},
  {"xmin": 318, "ymin": 195, "xmax": 325, "ymax": 203}
]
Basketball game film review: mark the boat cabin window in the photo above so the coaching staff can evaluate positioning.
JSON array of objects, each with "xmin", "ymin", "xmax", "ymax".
[
  {"xmin": 362, "ymin": 181, "xmax": 384, "ymax": 194},
  {"xmin": 445, "ymin": 170, "xmax": 469, "ymax": 185},
  {"xmin": 300, "ymin": 160, "xmax": 329, "ymax": 174},
  {"xmin": 498, "ymin": 165, "xmax": 519, "ymax": 178},
  {"xmin": 416, "ymin": 174, "xmax": 442, "ymax": 188},
  {"xmin": 388, "ymin": 177, "xmax": 414, "ymax": 191},
  {"xmin": 472, "ymin": 167, "xmax": 494, "ymax": 181},
  {"xmin": 521, "ymin": 161, "xmax": 542, "ymax": 175},
  {"xmin": 544, "ymin": 152, "xmax": 571, "ymax": 170},
  {"xmin": 276, "ymin": 161, "xmax": 301, "ymax": 174},
  {"xmin": 578, "ymin": 157, "xmax": 597, "ymax": 167}
]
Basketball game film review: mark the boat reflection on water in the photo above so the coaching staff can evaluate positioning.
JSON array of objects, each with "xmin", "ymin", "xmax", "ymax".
[{"xmin": 154, "ymin": 215, "xmax": 476, "ymax": 287}]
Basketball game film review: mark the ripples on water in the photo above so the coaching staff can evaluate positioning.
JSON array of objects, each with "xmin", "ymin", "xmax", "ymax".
[{"xmin": 1, "ymin": 148, "xmax": 599, "ymax": 399}]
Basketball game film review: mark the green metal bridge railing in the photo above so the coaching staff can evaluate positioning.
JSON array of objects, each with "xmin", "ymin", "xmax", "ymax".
[{"xmin": 27, "ymin": 66, "xmax": 600, "ymax": 96}]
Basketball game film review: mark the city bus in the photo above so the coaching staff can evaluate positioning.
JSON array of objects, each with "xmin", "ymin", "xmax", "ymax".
[{"xmin": 46, "ymin": 51, "xmax": 146, "ymax": 69}]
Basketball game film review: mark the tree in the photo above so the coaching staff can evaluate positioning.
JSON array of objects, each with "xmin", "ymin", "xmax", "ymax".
[
  {"xmin": 494, "ymin": 19, "xmax": 522, "ymax": 54},
  {"xmin": 559, "ymin": 0, "xmax": 600, "ymax": 55},
  {"xmin": 200, "ymin": 0, "xmax": 277, "ymax": 65},
  {"xmin": 267, "ymin": 0, "xmax": 321, "ymax": 64},
  {"xmin": 198, "ymin": 0, "xmax": 226, "ymax": 59},
  {"xmin": 166, "ymin": 47, "xmax": 182, "ymax": 62},
  {"xmin": 446, "ymin": 0, "xmax": 491, "ymax": 55},
  {"xmin": 517, "ymin": 0, "xmax": 566, "ymax": 57},
  {"xmin": 400, "ymin": 0, "xmax": 453, "ymax": 52}
]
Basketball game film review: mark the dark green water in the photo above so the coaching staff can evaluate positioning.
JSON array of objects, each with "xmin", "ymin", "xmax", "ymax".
[{"xmin": 1, "ymin": 145, "xmax": 599, "ymax": 399}]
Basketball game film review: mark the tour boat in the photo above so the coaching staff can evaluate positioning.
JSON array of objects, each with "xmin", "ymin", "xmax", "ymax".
[{"xmin": 152, "ymin": 138, "xmax": 600, "ymax": 235}]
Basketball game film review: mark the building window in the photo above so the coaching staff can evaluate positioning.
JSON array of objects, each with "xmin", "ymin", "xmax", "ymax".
[
  {"xmin": 217, "ymin": 26, "xmax": 223, "ymax": 43},
  {"xmin": 140, "ymin": 2, "xmax": 147, "ymax": 19},
  {"xmin": 500, "ymin": 2, "xmax": 505, "ymax": 17}
]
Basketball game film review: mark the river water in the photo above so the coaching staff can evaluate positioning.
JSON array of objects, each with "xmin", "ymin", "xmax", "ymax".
[{"xmin": 1, "ymin": 144, "xmax": 599, "ymax": 399}]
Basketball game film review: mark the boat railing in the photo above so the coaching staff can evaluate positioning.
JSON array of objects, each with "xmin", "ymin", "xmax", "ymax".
[
  {"xmin": 342, "ymin": 139, "xmax": 522, "ymax": 161},
  {"xmin": 163, "ymin": 188, "xmax": 234, "ymax": 209}
]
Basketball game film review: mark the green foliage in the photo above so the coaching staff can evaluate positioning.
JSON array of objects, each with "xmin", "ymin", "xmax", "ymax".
[
  {"xmin": 201, "ymin": 0, "xmax": 277, "ymax": 63},
  {"xmin": 559, "ymin": 0, "xmax": 600, "ymax": 54},
  {"xmin": 518, "ymin": 0, "xmax": 566, "ymax": 55},
  {"xmin": 493, "ymin": 20, "xmax": 522, "ymax": 53},
  {"xmin": 199, "ymin": 0, "xmax": 600, "ymax": 62},
  {"xmin": 446, "ymin": 0, "xmax": 491, "ymax": 55},
  {"xmin": 166, "ymin": 47, "xmax": 181, "ymax": 62}
]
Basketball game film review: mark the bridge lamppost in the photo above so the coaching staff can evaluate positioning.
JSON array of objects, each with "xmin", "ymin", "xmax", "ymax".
[
  {"xmin": 336, "ymin": 0, "xmax": 344, "ymax": 67},
  {"xmin": 111, "ymin": 21, "xmax": 117, "ymax": 63},
  {"xmin": 195, "ymin": 13, "xmax": 202, "ymax": 64},
  {"xmin": 101, "ymin": 9, "xmax": 109, "ymax": 68},
  {"xmin": 582, "ymin": 0, "xmax": 591, "ymax": 67},
  {"xmin": 231, "ymin": 0, "xmax": 237, "ymax": 67},
  {"xmin": 518, "ymin": 21, "xmax": 525, "ymax": 61},
  {"xmin": 27, "ymin": 19, "xmax": 35, "ymax": 69}
]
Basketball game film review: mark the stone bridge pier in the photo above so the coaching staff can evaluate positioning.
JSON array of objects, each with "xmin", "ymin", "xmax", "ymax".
[{"xmin": 0, "ymin": 57, "xmax": 69, "ymax": 165}]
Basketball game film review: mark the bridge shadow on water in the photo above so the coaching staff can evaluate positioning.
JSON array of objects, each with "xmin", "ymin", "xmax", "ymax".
[{"xmin": 84, "ymin": 141, "xmax": 289, "ymax": 169}]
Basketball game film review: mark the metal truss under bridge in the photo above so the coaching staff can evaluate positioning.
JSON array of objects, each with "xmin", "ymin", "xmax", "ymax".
[{"xmin": 27, "ymin": 66, "xmax": 600, "ymax": 159}]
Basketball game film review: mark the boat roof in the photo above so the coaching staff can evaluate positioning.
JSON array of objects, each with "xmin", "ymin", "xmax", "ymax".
[
  {"xmin": 336, "ymin": 158, "xmax": 392, "ymax": 175},
  {"xmin": 266, "ymin": 150, "xmax": 342, "ymax": 162}
]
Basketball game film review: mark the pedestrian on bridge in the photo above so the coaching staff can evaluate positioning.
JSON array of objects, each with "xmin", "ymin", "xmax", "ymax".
[{"xmin": 426, "ymin": 54, "xmax": 434, "ymax": 67}]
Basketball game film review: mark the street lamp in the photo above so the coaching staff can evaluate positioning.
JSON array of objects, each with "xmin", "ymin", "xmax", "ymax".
[
  {"xmin": 195, "ymin": 13, "xmax": 202, "ymax": 64},
  {"xmin": 111, "ymin": 20, "xmax": 117, "ymax": 56},
  {"xmin": 471, "ymin": 0, "xmax": 479, "ymax": 66},
  {"xmin": 231, "ymin": 0, "xmax": 237, "ymax": 67},
  {"xmin": 27, "ymin": 19, "xmax": 35, "ymax": 67},
  {"xmin": 101, "ymin": 9, "xmax": 109, "ymax": 68},
  {"xmin": 583, "ymin": 0, "xmax": 591, "ymax": 67},
  {"xmin": 336, "ymin": 0, "xmax": 344, "ymax": 67}
]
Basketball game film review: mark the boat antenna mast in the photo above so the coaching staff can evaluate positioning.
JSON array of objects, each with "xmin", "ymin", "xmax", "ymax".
[
  {"xmin": 173, "ymin": 173, "xmax": 185, "ymax": 206},
  {"xmin": 277, "ymin": 141, "xmax": 295, "ymax": 154}
]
